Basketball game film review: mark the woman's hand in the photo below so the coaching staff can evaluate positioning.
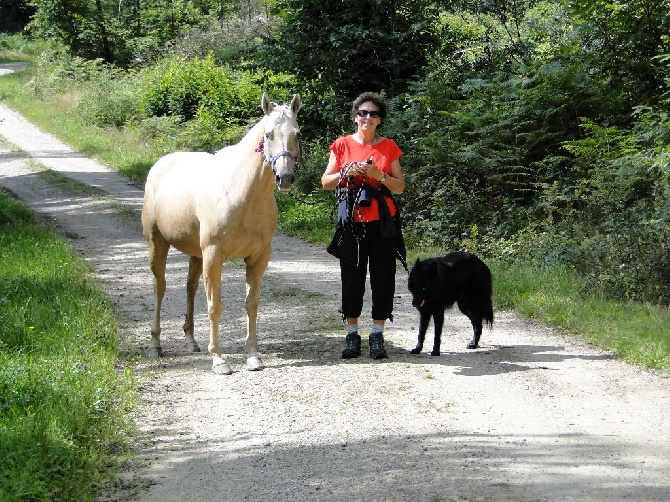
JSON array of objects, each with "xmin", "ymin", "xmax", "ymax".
[
  {"xmin": 357, "ymin": 158, "xmax": 385, "ymax": 181},
  {"xmin": 346, "ymin": 161, "xmax": 371, "ymax": 177}
]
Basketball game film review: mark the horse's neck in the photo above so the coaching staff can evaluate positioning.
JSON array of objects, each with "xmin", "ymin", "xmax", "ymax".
[{"xmin": 217, "ymin": 118, "xmax": 273, "ymax": 192}]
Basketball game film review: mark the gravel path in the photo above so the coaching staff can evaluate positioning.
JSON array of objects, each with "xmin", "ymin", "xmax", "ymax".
[{"xmin": 1, "ymin": 74, "xmax": 669, "ymax": 501}]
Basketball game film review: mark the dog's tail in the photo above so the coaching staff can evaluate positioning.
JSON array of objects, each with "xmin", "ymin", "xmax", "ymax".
[
  {"xmin": 484, "ymin": 302, "xmax": 494, "ymax": 328},
  {"xmin": 484, "ymin": 269, "xmax": 494, "ymax": 328}
]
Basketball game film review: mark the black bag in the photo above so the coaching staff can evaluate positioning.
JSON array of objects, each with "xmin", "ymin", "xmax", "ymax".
[{"xmin": 327, "ymin": 222, "xmax": 360, "ymax": 266}]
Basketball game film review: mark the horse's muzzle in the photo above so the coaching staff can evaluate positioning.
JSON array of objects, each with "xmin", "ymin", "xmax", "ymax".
[{"xmin": 276, "ymin": 173, "xmax": 295, "ymax": 192}]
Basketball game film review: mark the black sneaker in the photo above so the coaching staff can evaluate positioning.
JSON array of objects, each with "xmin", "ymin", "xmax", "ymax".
[
  {"xmin": 342, "ymin": 332, "xmax": 362, "ymax": 359},
  {"xmin": 369, "ymin": 333, "xmax": 388, "ymax": 359}
]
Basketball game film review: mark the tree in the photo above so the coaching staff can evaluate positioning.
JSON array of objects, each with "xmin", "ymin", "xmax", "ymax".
[
  {"xmin": 260, "ymin": 0, "xmax": 439, "ymax": 99},
  {"xmin": 567, "ymin": 0, "xmax": 670, "ymax": 110},
  {"xmin": 0, "ymin": 0, "xmax": 35, "ymax": 33},
  {"xmin": 27, "ymin": 0, "xmax": 210, "ymax": 65}
]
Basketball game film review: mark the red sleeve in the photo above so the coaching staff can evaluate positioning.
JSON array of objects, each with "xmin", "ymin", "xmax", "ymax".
[{"xmin": 329, "ymin": 137, "xmax": 347, "ymax": 167}]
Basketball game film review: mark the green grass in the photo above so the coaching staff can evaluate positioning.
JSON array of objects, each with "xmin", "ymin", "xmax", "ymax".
[
  {"xmin": 0, "ymin": 193, "xmax": 135, "ymax": 501},
  {"xmin": 491, "ymin": 262, "xmax": 670, "ymax": 371}
]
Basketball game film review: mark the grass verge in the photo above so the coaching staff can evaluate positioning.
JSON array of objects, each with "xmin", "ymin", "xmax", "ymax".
[{"xmin": 0, "ymin": 192, "xmax": 135, "ymax": 501}]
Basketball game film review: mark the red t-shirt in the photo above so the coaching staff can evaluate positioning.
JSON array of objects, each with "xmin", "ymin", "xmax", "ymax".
[{"xmin": 329, "ymin": 135, "xmax": 403, "ymax": 222}]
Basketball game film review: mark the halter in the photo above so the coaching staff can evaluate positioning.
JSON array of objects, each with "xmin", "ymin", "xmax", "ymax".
[{"xmin": 255, "ymin": 137, "xmax": 301, "ymax": 174}]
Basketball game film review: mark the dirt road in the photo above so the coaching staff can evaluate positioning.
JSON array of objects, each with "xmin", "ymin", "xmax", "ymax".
[{"xmin": 1, "ymin": 76, "xmax": 669, "ymax": 501}]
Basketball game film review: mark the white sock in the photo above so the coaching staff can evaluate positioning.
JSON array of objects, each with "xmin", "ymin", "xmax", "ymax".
[
  {"xmin": 347, "ymin": 324, "xmax": 359, "ymax": 334},
  {"xmin": 371, "ymin": 323, "xmax": 384, "ymax": 334}
]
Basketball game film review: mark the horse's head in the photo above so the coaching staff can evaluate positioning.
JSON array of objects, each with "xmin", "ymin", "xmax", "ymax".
[{"xmin": 260, "ymin": 92, "xmax": 301, "ymax": 192}]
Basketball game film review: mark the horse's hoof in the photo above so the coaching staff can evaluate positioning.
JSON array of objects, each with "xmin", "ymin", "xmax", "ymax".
[
  {"xmin": 145, "ymin": 346, "xmax": 163, "ymax": 358},
  {"xmin": 184, "ymin": 340, "xmax": 201, "ymax": 353},
  {"xmin": 247, "ymin": 352, "xmax": 265, "ymax": 371},
  {"xmin": 467, "ymin": 342, "xmax": 479, "ymax": 349},
  {"xmin": 212, "ymin": 356, "xmax": 233, "ymax": 375},
  {"xmin": 409, "ymin": 348, "xmax": 421, "ymax": 354},
  {"xmin": 430, "ymin": 351, "xmax": 441, "ymax": 356}
]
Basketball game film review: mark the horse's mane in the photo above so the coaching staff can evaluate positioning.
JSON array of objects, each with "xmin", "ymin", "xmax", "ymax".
[
  {"xmin": 215, "ymin": 104, "xmax": 291, "ymax": 158},
  {"xmin": 228, "ymin": 102, "xmax": 294, "ymax": 154}
]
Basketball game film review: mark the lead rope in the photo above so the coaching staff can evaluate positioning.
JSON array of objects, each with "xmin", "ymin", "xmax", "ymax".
[{"xmin": 336, "ymin": 163, "xmax": 367, "ymax": 241}]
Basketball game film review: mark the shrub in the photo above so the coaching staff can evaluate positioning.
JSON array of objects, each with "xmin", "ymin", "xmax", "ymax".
[{"xmin": 77, "ymin": 69, "xmax": 141, "ymax": 128}]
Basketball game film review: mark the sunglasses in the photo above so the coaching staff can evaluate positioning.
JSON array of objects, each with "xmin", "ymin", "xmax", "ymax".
[{"xmin": 356, "ymin": 109, "xmax": 381, "ymax": 118}]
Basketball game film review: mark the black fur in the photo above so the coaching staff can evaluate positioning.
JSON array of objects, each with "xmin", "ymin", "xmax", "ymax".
[{"xmin": 408, "ymin": 252, "xmax": 493, "ymax": 356}]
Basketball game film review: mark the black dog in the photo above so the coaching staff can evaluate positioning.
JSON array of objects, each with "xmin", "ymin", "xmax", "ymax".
[{"xmin": 408, "ymin": 252, "xmax": 493, "ymax": 356}]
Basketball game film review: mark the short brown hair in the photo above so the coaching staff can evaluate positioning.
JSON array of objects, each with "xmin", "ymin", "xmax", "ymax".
[{"xmin": 351, "ymin": 92, "xmax": 387, "ymax": 122}]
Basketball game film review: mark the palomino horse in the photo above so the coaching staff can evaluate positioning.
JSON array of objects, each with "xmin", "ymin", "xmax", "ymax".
[{"xmin": 141, "ymin": 92, "xmax": 301, "ymax": 374}]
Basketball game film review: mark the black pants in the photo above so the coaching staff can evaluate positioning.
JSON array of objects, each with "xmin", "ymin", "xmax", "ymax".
[{"xmin": 340, "ymin": 221, "xmax": 397, "ymax": 321}]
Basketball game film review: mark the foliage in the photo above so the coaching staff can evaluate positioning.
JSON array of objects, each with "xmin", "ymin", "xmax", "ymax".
[
  {"xmin": 27, "ymin": 0, "xmax": 209, "ymax": 65},
  {"xmin": 76, "ymin": 66, "xmax": 142, "ymax": 128},
  {"xmin": 567, "ymin": 0, "xmax": 670, "ymax": 109},
  {"xmin": 0, "ymin": 0, "xmax": 34, "ymax": 33},
  {"xmin": 139, "ymin": 54, "xmax": 237, "ymax": 121},
  {"xmin": 532, "ymin": 105, "xmax": 670, "ymax": 304},
  {"xmin": 5, "ymin": 0, "xmax": 670, "ymax": 307},
  {"xmin": 262, "ymin": 0, "xmax": 438, "ymax": 98},
  {"xmin": 257, "ymin": 0, "xmax": 439, "ymax": 136},
  {"xmin": 170, "ymin": 1, "xmax": 276, "ymax": 63},
  {"xmin": 0, "ymin": 193, "xmax": 135, "ymax": 501},
  {"xmin": 137, "ymin": 54, "xmax": 296, "ymax": 132}
]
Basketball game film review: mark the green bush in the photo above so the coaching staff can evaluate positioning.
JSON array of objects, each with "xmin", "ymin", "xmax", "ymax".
[
  {"xmin": 77, "ymin": 68, "xmax": 141, "ymax": 128},
  {"xmin": 136, "ymin": 54, "xmax": 299, "ymax": 151},
  {"xmin": 138, "ymin": 54, "xmax": 264, "ymax": 122}
]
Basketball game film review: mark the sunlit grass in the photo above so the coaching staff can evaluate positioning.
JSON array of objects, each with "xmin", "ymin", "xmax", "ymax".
[
  {"xmin": 0, "ymin": 65, "xmax": 157, "ymax": 184},
  {"xmin": 491, "ymin": 262, "xmax": 670, "ymax": 371},
  {"xmin": 0, "ymin": 193, "xmax": 135, "ymax": 501}
]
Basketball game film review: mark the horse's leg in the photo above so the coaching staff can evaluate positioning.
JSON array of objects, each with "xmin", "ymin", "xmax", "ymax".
[
  {"xmin": 147, "ymin": 232, "xmax": 169, "ymax": 357},
  {"xmin": 183, "ymin": 255, "xmax": 202, "ymax": 353},
  {"xmin": 244, "ymin": 249, "xmax": 271, "ymax": 371},
  {"xmin": 202, "ymin": 246, "xmax": 231, "ymax": 375}
]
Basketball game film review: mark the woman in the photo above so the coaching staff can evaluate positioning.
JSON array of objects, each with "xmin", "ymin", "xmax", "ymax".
[{"xmin": 321, "ymin": 92, "xmax": 407, "ymax": 360}]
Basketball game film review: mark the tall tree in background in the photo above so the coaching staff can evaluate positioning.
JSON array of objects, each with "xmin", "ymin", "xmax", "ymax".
[
  {"xmin": 28, "ymin": 0, "xmax": 114, "ymax": 60},
  {"xmin": 567, "ymin": 0, "xmax": 670, "ymax": 113},
  {"xmin": 261, "ymin": 0, "xmax": 439, "ymax": 99},
  {"xmin": 0, "ymin": 0, "xmax": 35, "ymax": 33},
  {"xmin": 27, "ymin": 0, "xmax": 210, "ymax": 64}
]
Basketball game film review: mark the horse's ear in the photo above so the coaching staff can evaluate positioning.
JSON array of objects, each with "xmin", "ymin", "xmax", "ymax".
[
  {"xmin": 261, "ymin": 92, "xmax": 273, "ymax": 115},
  {"xmin": 290, "ymin": 94, "xmax": 301, "ymax": 115}
]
